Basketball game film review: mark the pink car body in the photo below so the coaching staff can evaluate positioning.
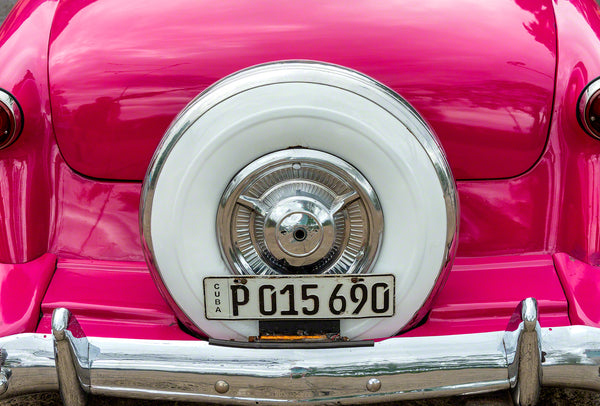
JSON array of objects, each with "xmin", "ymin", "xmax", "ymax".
[{"xmin": 1, "ymin": 0, "xmax": 600, "ymax": 404}]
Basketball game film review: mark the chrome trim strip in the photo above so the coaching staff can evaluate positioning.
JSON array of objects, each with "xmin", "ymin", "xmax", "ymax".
[
  {"xmin": 0, "ymin": 334, "xmax": 57, "ymax": 398},
  {"xmin": 86, "ymin": 335, "xmax": 509, "ymax": 403},
  {"xmin": 542, "ymin": 325, "xmax": 600, "ymax": 390},
  {"xmin": 0, "ymin": 301, "xmax": 598, "ymax": 405}
]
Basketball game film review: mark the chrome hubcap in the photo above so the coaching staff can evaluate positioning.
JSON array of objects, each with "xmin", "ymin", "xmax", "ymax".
[
  {"xmin": 217, "ymin": 149, "xmax": 383, "ymax": 275},
  {"xmin": 266, "ymin": 196, "xmax": 334, "ymax": 266}
]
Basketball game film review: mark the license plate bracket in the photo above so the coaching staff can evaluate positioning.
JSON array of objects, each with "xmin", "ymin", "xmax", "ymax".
[{"xmin": 259, "ymin": 319, "xmax": 340, "ymax": 336}]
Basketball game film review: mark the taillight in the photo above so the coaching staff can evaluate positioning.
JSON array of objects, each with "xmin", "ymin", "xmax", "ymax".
[
  {"xmin": 0, "ymin": 89, "xmax": 23, "ymax": 150},
  {"xmin": 578, "ymin": 78, "xmax": 600, "ymax": 140}
]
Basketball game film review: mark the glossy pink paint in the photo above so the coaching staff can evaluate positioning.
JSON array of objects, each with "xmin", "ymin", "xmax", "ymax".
[
  {"xmin": 37, "ymin": 0, "xmax": 575, "ymax": 261},
  {"xmin": 22, "ymin": 0, "xmax": 592, "ymax": 264},
  {"xmin": 553, "ymin": 253, "xmax": 600, "ymax": 327},
  {"xmin": 457, "ymin": 0, "xmax": 600, "ymax": 266},
  {"xmin": 37, "ymin": 258, "xmax": 193, "ymax": 339},
  {"xmin": 47, "ymin": 0, "xmax": 556, "ymax": 181},
  {"xmin": 1, "ymin": 0, "xmax": 600, "ymax": 339},
  {"xmin": 404, "ymin": 255, "xmax": 570, "ymax": 337},
  {"xmin": 0, "ymin": 0, "xmax": 58, "ymax": 264},
  {"xmin": 48, "ymin": 159, "xmax": 143, "ymax": 262},
  {"xmin": 553, "ymin": 0, "xmax": 600, "ymax": 266},
  {"xmin": 0, "ymin": 254, "xmax": 56, "ymax": 336},
  {"xmin": 35, "ymin": 255, "xmax": 569, "ymax": 339}
]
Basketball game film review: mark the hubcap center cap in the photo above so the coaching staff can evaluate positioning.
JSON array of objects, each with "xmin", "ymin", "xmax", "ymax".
[
  {"xmin": 278, "ymin": 212, "xmax": 322, "ymax": 256},
  {"xmin": 266, "ymin": 198, "xmax": 334, "ymax": 264}
]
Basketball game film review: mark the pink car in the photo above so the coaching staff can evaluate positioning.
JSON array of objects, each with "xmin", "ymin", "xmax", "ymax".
[{"xmin": 0, "ymin": 0, "xmax": 599, "ymax": 404}]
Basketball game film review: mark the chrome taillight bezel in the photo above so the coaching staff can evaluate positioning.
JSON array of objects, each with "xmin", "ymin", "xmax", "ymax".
[
  {"xmin": 0, "ymin": 89, "xmax": 23, "ymax": 150},
  {"xmin": 578, "ymin": 78, "xmax": 600, "ymax": 140}
]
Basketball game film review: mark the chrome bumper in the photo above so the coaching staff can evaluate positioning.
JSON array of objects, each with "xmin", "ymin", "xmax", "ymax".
[{"xmin": 0, "ymin": 299, "xmax": 598, "ymax": 406}]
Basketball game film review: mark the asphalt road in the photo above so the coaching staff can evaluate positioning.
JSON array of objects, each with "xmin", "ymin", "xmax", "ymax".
[
  {"xmin": 0, "ymin": 387, "xmax": 600, "ymax": 406},
  {"xmin": 0, "ymin": 0, "xmax": 13, "ymax": 25},
  {"xmin": 0, "ymin": 0, "xmax": 599, "ymax": 405}
]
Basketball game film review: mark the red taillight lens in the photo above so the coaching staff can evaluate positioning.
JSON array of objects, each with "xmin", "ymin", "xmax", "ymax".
[
  {"xmin": 589, "ymin": 94, "xmax": 600, "ymax": 134},
  {"xmin": 0, "ymin": 90, "xmax": 22, "ymax": 150},
  {"xmin": 579, "ymin": 79, "xmax": 600, "ymax": 140},
  {"xmin": 0, "ymin": 106, "xmax": 13, "ymax": 145}
]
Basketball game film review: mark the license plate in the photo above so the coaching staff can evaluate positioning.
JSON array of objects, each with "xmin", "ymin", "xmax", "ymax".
[{"xmin": 204, "ymin": 274, "xmax": 395, "ymax": 320}]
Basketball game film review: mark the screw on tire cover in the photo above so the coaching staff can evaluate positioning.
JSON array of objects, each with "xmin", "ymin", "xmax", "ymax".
[{"xmin": 140, "ymin": 61, "xmax": 459, "ymax": 340}]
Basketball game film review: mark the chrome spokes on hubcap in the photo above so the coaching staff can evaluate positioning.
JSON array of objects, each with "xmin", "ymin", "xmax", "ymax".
[{"xmin": 217, "ymin": 149, "xmax": 383, "ymax": 275}]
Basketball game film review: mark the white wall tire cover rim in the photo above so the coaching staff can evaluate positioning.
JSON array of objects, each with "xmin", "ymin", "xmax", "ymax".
[{"xmin": 141, "ymin": 62, "xmax": 459, "ymax": 341}]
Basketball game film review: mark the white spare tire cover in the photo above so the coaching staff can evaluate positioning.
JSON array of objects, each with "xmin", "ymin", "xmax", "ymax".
[{"xmin": 141, "ymin": 61, "xmax": 458, "ymax": 340}]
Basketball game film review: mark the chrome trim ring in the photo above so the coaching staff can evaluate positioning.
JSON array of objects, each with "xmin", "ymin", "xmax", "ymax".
[
  {"xmin": 140, "ymin": 61, "xmax": 459, "ymax": 340},
  {"xmin": 0, "ymin": 89, "xmax": 23, "ymax": 150},
  {"xmin": 217, "ymin": 149, "xmax": 383, "ymax": 275},
  {"xmin": 578, "ymin": 77, "xmax": 600, "ymax": 140}
]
